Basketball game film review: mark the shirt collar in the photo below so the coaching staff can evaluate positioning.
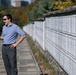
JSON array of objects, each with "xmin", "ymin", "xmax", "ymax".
[{"xmin": 5, "ymin": 23, "xmax": 13, "ymax": 27}]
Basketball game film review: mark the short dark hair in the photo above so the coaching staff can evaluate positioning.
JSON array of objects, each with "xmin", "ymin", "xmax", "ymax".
[{"xmin": 3, "ymin": 14, "xmax": 12, "ymax": 22}]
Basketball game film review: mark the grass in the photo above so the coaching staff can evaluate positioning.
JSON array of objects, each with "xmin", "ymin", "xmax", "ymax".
[{"xmin": 26, "ymin": 35, "xmax": 56, "ymax": 75}]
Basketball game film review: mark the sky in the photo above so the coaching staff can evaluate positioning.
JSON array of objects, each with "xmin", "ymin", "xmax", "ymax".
[{"xmin": 11, "ymin": 0, "xmax": 31, "ymax": 3}]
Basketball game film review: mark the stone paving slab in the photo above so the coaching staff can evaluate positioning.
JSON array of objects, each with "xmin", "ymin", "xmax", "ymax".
[
  {"xmin": 0, "ymin": 73, "xmax": 6, "ymax": 75},
  {"xmin": 0, "ymin": 41, "xmax": 6, "ymax": 75},
  {"xmin": 0, "ymin": 38, "xmax": 40, "ymax": 75},
  {"xmin": 19, "ymin": 72, "xmax": 38, "ymax": 75},
  {"xmin": 18, "ymin": 38, "xmax": 40, "ymax": 75}
]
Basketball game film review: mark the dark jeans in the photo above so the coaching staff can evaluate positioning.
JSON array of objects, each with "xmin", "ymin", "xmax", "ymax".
[{"xmin": 2, "ymin": 45, "xmax": 18, "ymax": 75}]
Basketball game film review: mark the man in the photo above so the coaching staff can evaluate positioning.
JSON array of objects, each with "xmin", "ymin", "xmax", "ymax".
[{"xmin": 0, "ymin": 14, "xmax": 25, "ymax": 75}]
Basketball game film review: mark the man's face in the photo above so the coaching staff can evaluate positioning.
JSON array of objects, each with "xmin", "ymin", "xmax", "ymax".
[{"xmin": 3, "ymin": 16, "xmax": 10, "ymax": 25}]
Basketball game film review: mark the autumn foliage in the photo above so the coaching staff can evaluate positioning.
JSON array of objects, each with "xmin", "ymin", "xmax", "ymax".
[
  {"xmin": 53, "ymin": 0, "xmax": 74, "ymax": 10},
  {"xmin": 0, "ymin": 0, "xmax": 76, "ymax": 29}
]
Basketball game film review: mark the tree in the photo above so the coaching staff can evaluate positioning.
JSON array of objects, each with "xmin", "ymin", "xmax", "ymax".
[{"xmin": 28, "ymin": 0, "xmax": 55, "ymax": 21}]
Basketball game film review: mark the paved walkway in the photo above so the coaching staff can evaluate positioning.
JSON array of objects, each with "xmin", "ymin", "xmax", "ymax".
[{"xmin": 0, "ymin": 38, "xmax": 40, "ymax": 75}]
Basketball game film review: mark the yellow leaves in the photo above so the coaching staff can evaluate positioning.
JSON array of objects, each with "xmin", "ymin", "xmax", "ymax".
[
  {"xmin": 53, "ymin": 0, "xmax": 74, "ymax": 10},
  {"xmin": 1, "ymin": 10, "xmax": 6, "ymax": 15},
  {"xmin": 59, "ymin": 6, "xmax": 65, "ymax": 10},
  {"xmin": 54, "ymin": 1, "xmax": 61, "ymax": 6}
]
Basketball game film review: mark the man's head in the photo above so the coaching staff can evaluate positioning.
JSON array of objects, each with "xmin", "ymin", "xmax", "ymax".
[{"xmin": 3, "ymin": 14, "xmax": 12, "ymax": 25}]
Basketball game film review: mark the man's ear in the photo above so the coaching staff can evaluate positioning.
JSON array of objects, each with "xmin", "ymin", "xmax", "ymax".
[{"xmin": 9, "ymin": 19, "xmax": 11, "ymax": 21}]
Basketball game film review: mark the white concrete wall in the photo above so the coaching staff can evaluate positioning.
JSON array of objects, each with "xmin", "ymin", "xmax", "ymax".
[{"xmin": 23, "ymin": 14, "xmax": 76, "ymax": 75}]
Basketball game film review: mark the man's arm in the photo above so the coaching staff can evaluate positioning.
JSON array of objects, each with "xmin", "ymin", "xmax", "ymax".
[{"xmin": 10, "ymin": 35, "xmax": 26, "ymax": 48}]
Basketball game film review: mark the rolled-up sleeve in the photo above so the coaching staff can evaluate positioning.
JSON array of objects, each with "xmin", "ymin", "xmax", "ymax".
[{"xmin": 16, "ymin": 26, "xmax": 25, "ymax": 36}]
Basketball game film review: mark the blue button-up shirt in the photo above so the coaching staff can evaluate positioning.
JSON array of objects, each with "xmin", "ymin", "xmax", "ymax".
[{"xmin": 2, "ymin": 23, "xmax": 25, "ymax": 44}]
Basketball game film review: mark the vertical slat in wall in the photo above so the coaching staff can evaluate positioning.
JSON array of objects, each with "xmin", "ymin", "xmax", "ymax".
[{"xmin": 34, "ymin": 21, "xmax": 45, "ymax": 50}]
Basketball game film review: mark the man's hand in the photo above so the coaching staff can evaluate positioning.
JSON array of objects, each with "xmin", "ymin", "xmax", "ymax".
[
  {"xmin": 10, "ymin": 35, "xmax": 25, "ymax": 48},
  {"xmin": 10, "ymin": 43, "xmax": 17, "ymax": 48},
  {"xmin": 0, "ymin": 36, "xmax": 3, "ymax": 40}
]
